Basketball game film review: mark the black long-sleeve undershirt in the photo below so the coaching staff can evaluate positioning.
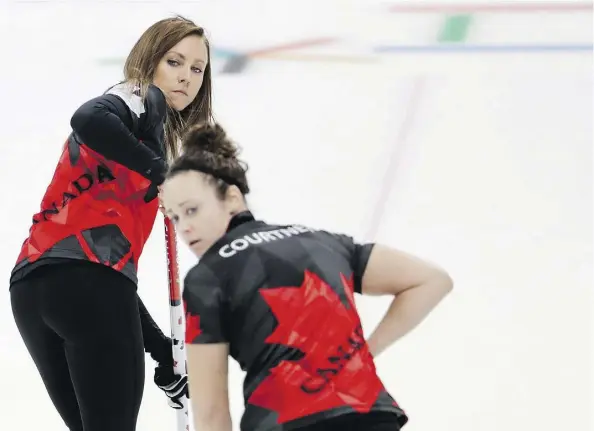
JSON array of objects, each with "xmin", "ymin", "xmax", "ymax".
[
  {"xmin": 70, "ymin": 84, "xmax": 168, "ymax": 183},
  {"xmin": 138, "ymin": 295, "xmax": 172, "ymax": 365}
]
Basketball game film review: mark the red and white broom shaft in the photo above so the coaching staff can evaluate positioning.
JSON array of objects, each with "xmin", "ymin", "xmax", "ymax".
[{"xmin": 164, "ymin": 217, "xmax": 190, "ymax": 431}]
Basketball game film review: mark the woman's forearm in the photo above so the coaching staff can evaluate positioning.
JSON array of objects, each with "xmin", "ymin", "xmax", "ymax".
[
  {"xmin": 366, "ymin": 275, "xmax": 453, "ymax": 358},
  {"xmin": 193, "ymin": 411, "xmax": 232, "ymax": 431}
]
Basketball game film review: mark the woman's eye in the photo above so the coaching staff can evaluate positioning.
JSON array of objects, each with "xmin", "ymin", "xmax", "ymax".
[
  {"xmin": 167, "ymin": 59, "xmax": 180, "ymax": 67},
  {"xmin": 170, "ymin": 214, "xmax": 179, "ymax": 224},
  {"xmin": 186, "ymin": 207, "xmax": 197, "ymax": 216},
  {"xmin": 191, "ymin": 66, "xmax": 203, "ymax": 74}
]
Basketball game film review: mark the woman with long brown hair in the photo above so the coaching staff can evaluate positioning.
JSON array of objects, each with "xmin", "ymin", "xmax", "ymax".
[{"xmin": 9, "ymin": 16, "xmax": 212, "ymax": 431}]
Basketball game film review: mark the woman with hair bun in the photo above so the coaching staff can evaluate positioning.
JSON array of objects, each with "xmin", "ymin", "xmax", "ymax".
[{"xmin": 160, "ymin": 123, "xmax": 454, "ymax": 431}]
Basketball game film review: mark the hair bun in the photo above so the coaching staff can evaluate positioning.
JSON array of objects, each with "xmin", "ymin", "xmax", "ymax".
[{"xmin": 182, "ymin": 123, "xmax": 237, "ymax": 159}]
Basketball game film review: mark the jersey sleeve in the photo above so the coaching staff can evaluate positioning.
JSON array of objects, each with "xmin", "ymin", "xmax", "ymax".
[
  {"xmin": 137, "ymin": 293, "xmax": 171, "ymax": 365},
  {"xmin": 183, "ymin": 266, "xmax": 229, "ymax": 344},
  {"xmin": 325, "ymin": 231, "xmax": 375, "ymax": 294},
  {"xmin": 69, "ymin": 83, "xmax": 167, "ymax": 180}
]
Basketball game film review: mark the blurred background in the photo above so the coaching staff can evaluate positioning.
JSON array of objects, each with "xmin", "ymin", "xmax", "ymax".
[{"xmin": 0, "ymin": 1, "xmax": 591, "ymax": 430}]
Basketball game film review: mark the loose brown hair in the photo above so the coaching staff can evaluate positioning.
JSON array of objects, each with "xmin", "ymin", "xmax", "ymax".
[
  {"xmin": 123, "ymin": 15, "xmax": 213, "ymax": 161},
  {"xmin": 167, "ymin": 123, "xmax": 250, "ymax": 199}
]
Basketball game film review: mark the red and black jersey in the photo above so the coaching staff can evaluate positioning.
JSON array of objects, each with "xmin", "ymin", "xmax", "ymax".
[
  {"xmin": 10, "ymin": 83, "xmax": 168, "ymax": 285},
  {"xmin": 183, "ymin": 211, "xmax": 408, "ymax": 430}
]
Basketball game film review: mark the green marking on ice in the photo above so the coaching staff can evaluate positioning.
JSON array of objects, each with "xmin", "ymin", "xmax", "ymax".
[{"xmin": 438, "ymin": 14, "xmax": 473, "ymax": 43}]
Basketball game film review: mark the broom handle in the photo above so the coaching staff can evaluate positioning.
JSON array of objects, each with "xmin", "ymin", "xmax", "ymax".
[{"xmin": 164, "ymin": 217, "xmax": 190, "ymax": 431}]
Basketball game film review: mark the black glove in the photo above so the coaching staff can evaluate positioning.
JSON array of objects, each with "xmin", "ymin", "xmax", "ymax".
[
  {"xmin": 145, "ymin": 156, "xmax": 167, "ymax": 184},
  {"xmin": 154, "ymin": 362, "xmax": 189, "ymax": 409},
  {"xmin": 137, "ymin": 296, "xmax": 188, "ymax": 409},
  {"xmin": 143, "ymin": 182, "xmax": 160, "ymax": 203},
  {"xmin": 143, "ymin": 157, "xmax": 167, "ymax": 202}
]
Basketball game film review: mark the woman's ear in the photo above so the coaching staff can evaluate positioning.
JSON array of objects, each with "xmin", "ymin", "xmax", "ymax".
[{"xmin": 226, "ymin": 185, "xmax": 244, "ymax": 212}]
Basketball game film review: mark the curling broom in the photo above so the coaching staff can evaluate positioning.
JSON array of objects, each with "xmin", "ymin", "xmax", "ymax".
[{"xmin": 164, "ymin": 216, "xmax": 190, "ymax": 431}]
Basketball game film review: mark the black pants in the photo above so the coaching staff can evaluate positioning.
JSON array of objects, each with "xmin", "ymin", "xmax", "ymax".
[
  {"xmin": 299, "ymin": 412, "xmax": 403, "ymax": 430},
  {"xmin": 10, "ymin": 261, "xmax": 145, "ymax": 431}
]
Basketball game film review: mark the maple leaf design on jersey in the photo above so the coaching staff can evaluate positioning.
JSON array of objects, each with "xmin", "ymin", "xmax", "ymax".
[
  {"xmin": 184, "ymin": 300, "xmax": 202, "ymax": 343},
  {"xmin": 248, "ymin": 270, "xmax": 384, "ymax": 424}
]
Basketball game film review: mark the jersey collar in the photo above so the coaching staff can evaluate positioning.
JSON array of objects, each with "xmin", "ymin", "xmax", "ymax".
[{"xmin": 226, "ymin": 210, "xmax": 255, "ymax": 233}]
